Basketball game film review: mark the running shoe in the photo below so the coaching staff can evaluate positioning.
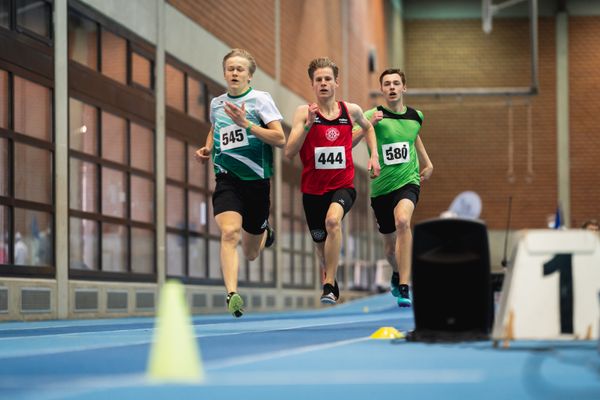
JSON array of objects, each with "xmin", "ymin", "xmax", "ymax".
[
  {"xmin": 226, "ymin": 292, "xmax": 244, "ymax": 317},
  {"xmin": 333, "ymin": 280, "xmax": 339, "ymax": 300},
  {"xmin": 390, "ymin": 271, "xmax": 400, "ymax": 297},
  {"xmin": 265, "ymin": 222, "xmax": 275, "ymax": 248},
  {"xmin": 320, "ymin": 283, "xmax": 337, "ymax": 305},
  {"xmin": 397, "ymin": 284, "xmax": 412, "ymax": 308}
]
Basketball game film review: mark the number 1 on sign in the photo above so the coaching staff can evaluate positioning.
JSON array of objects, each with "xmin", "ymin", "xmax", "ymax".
[{"xmin": 543, "ymin": 254, "xmax": 573, "ymax": 334}]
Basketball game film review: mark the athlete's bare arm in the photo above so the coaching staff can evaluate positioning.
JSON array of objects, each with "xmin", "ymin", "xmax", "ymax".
[
  {"xmin": 346, "ymin": 102, "xmax": 380, "ymax": 178},
  {"xmin": 194, "ymin": 127, "xmax": 214, "ymax": 164},
  {"xmin": 285, "ymin": 104, "xmax": 316, "ymax": 159},
  {"xmin": 415, "ymin": 135, "xmax": 434, "ymax": 181}
]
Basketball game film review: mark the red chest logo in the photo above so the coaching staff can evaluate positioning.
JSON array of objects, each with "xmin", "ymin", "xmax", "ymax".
[{"xmin": 325, "ymin": 127, "xmax": 340, "ymax": 142}]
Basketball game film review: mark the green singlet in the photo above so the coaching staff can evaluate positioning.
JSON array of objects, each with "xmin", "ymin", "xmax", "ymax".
[{"xmin": 365, "ymin": 105, "xmax": 423, "ymax": 198}]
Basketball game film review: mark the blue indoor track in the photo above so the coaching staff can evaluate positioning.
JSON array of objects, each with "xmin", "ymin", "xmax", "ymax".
[{"xmin": 1, "ymin": 293, "xmax": 599, "ymax": 400}]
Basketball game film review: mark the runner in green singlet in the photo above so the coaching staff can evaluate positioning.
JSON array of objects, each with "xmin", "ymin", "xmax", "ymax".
[{"xmin": 363, "ymin": 69, "xmax": 433, "ymax": 307}]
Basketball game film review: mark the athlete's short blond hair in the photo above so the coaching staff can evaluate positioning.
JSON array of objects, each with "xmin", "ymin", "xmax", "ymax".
[{"xmin": 222, "ymin": 48, "xmax": 257, "ymax": 75}]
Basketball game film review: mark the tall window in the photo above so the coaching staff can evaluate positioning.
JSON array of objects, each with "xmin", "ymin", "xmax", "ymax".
[
  {"xmin": 0, "ymin": 69, "xmax": 54, "ymax": 271},
  {"xmin": 68, "ymin": 98, "xmax": 155, "ymax": 276},
  {"xmin": 66, "ymin": 5, "xmax": 158, "ymax": 281}
]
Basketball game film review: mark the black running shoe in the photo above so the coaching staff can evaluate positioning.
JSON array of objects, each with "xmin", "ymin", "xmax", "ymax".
[
  {"xmin": 226, "ymin": 292, "xmax": 244, "ymax": 317},
  {"xmin": 320, "ymin": 283, "xmax": 337, "ymax": 305},
  {"xmin": 397, "ymin": 284, "xmax": 412, "ymax": 308},
  {"xmin": 333, "ymin": 280, "xmax": 340, "ymax": 299},
  {"xmin": 265, "ymin": 222, "xmax": 275, "ymax": 248}
]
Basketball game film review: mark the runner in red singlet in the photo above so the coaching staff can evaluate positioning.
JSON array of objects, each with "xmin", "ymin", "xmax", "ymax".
[{"xmin": 285, "ymin": 57, "xmax": 380, "ymax": 304}]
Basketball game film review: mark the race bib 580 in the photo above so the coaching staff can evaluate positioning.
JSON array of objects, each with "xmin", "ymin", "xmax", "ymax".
[{"xmin": 382, "ymin": 142, "xmax": 409, "ymax": 165}]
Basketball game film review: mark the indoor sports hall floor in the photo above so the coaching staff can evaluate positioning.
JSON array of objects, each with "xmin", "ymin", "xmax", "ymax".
[{"xmin": 0, "ymin": 293, "xmax": 599, "ymax": 400}]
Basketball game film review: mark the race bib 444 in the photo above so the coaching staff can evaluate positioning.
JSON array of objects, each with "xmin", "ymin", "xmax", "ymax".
[{"xmin": 314, "ymin": 146, "xmax": 346, "ymax": 169}]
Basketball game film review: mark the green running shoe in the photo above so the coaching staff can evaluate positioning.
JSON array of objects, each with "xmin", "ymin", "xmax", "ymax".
[{"xmin": 227, "ymin": 292, "xmax": 244, "ymax": 318}]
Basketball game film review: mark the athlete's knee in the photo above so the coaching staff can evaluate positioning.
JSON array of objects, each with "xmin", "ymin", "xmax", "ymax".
[
  {"xmin": 220, "ymin": 225, "xmax": 241, "ymax": 245},
  {"xmin": 395, "ymin": 216, "xmax": 411, "ymax": 233},
  {"xmin": 325, "ymin": 216, "xmax": 341, "ymax": 233}
]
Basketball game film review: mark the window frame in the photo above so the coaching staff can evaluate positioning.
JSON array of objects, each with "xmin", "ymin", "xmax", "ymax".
[{"xmin": 0, "ymin": 64, "xmax": 55, "ymax": 277}]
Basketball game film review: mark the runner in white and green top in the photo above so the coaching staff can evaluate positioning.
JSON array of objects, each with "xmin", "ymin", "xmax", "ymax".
[
  {"xmin": 364, "ymin": 69, "xmax": 434, "ymax": 308},
  {"xmin": 194, "ymin": 49, "xmax": 285, "ymax": 318}
]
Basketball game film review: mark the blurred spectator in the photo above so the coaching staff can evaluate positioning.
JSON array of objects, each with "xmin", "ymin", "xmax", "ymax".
[
  {"xmin": 14, "ymin": 232, "xmax": 28, "ymax": 265},
  {"xmin": 37, "ymin": 228, "xmax": 52, "ymax": 265},
  {"xmin": 581, "ymin": 219, "xmax": 600, "ymax": 231}
]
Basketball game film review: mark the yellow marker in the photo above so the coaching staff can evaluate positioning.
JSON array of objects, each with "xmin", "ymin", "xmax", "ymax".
[
  {"xmin": 370, "ymin": 326, "xmax": 404, "ymax": 339},
  {"xmin": 147, "ymin": 280, "xmax": 204, "ymax": 382},
  {"xmin": 363, "ymin": 306, "xmax": 369, "ymax": 313}
]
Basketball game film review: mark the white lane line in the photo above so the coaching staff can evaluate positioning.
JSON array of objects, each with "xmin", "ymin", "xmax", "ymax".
[
  {"xmin": 0, "ymin": 314, "xmax": 406, "ymax": 359},
  {"xmin": 0, "ymin": 313, "xmax": 408, "ymax": 341},
  {"xmin": 206, "ymin": 336, "xmax": 371, "ymax": 370}
]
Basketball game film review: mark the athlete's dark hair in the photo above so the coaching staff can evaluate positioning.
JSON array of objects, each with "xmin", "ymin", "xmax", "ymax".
[{"xmin": 379, "ymin": 69, "xmax": 406, "ymax": 86}]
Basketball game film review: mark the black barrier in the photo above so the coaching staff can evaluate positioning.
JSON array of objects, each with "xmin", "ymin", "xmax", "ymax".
[{"xmin": 407, "ymin": 218, "xmax": 492, "ymax": 342}]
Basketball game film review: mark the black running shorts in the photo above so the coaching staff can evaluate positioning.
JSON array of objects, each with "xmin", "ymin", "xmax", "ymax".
[
  {"xmin": 212, "ymin": 173, "xmax": 270, "ymax": 235},
  {"xmin": 302, "ymin": 187, "xmax": 357, "ymax": 243},
  {"xmin": 370, "ymin": 183, "xmax": 420, "ymax": 234}
]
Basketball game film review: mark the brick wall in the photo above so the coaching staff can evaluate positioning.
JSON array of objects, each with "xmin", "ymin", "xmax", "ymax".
[
  {"xmin": 569, "ymin": 16, "xmax": 600, "ymax": 228},
  {"xmin": 280, "ymin": 0, "xmax": 344, "ymax": 101},
  {"xmin": 405, "ymin": 18, "xmax": 558, "ymax": 229}
]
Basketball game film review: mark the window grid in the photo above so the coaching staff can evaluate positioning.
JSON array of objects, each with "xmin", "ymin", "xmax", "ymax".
[
  {"xmin": 68, "ymin": 96, "xmax": 156, "ymax": 279},
  {"xmin": 0, "ymin": 68, "xmax": 54, "ymax": 276}
]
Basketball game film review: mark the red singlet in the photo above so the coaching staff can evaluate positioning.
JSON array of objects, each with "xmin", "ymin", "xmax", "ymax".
[{"xmin": 299, "ymin": 102, "xmax": 354, "ymax": 195}]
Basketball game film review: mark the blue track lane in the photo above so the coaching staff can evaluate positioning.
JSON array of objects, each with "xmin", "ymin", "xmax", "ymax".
[{"xmin": 0, "ymin": 293, "xmax": 599, "ymax": 400}]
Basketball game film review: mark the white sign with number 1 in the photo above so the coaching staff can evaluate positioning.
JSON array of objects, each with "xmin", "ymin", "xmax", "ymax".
[{"xmin": 492, "ymin": 230, "xmax": 600, "ymax": 340}]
